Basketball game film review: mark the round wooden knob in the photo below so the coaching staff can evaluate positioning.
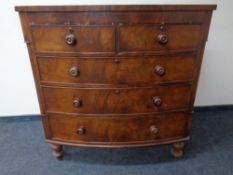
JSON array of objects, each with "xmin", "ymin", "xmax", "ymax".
[
  {"xmin": 77, "ymin": 127, "xmax": 85, "ymax": 135},
  {"xmin": 150, "ymin": 125, "xmax": 159, "ymax": 135},
  {"xmin": 154, "ymin": 65, "xmax": 166, "ymax": 76},
  {"xmin": 65, "ymin": 33, "xmax": 76, "ymax": 45},
  {"xmin": 69, "ymin": 67, "xmax": 80, "ymax": 77},
  {"xmin": 157, "ymin": 34, "xmax": 168, "ymax": 44},
  {"xmin": 153, "ymin": 96, "xmax": 163, "ymax": 106},
  {"xmin": 73, "ymin": 98, "xmax": 82, "ymax": 108}
]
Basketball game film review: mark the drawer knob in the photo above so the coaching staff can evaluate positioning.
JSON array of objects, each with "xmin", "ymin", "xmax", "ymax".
[
  {"xmin": 153, "ymin": 96, "xmax": 163, "ymax": 106},
  {"xmin": 69, "ymin": 67, "xmax": 80, "ymax": 77},
  {"xmin": 157, "ymin": 34, "xmax": 168, "ymax": 45},
  {"xmin": 73, "ymin": 98, "xmax": 82, "ymax": 108},
  {"xmin": 154, "ymin": 65, "xmax": 166, "ymax": 76},
  {"xmin": 65, "ymin": 33, "xmax": 76, "ymax": 45},
  {"xmin": 150, "ymin": 125, "xmax": 159, "ymax": 135},
  {"xmin": 77, "ymin": 127, "xmax": 85, "ymax": 135}
]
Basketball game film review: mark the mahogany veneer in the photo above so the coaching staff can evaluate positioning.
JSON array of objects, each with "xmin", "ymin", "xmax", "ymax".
[{"xmin": 16, "ymin": 5, "xmax": 216, "ymax": 160}]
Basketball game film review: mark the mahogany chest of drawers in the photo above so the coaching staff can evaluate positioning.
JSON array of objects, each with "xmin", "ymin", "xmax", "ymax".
[{"xmin": 16, "ymin": 5, "xmax": 216, "ymax": 160}]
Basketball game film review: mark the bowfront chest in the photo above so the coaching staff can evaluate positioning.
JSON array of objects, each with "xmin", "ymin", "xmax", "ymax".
[{"xmin": 16, "ymin": 5, "xmax": 216, "ymax": 159}]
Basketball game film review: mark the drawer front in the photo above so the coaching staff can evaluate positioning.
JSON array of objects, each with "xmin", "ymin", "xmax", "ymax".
[
  {"xmin": 31, "ymin": 26, "xmax": 115, "ymax": 54},
  {"xmin": 119, "ymin": 24, "xmax": 201, "ymax": 52},
  {"xmin": 43, "ymin": 85, "xmax": 191, "ymax": 114},
  {"xmin": 38, "ymin": 55, "xmax": 195, "ymax": 85},
  {"xmin": 48, "ymin": 113, "xmax": 190, "ymax": 143}
]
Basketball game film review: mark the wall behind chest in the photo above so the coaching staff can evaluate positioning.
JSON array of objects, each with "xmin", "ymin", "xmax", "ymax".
[{"xmin": 0, "ymin": 0, "xmax": 232, "ymax": 116}]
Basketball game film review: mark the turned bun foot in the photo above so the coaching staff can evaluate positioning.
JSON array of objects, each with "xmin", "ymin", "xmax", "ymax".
[
  {"xmin": 50, "ymin": 144, "xmax": 64, "ymax": 160},
  {"xmin": 171, "ymin": 142, "xmax": 185, "ymax": 158}
]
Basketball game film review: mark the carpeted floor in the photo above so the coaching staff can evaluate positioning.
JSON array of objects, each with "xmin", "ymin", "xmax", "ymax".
[{"xmin": 0, "ymin": 110, "xmax": 232, "ymax": 175}]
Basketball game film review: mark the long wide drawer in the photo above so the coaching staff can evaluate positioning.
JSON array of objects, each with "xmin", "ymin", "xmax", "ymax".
[
  {"xmin": 38, "ymin": 55, "xmax": 195, "ymax": 85},
  {"xmin": 47, "ymin": 112, "xmax": 190, "ymax": 144},
  {"xmin": 43, "ymin": 85, "xmax": 191, "ymax": 114}
]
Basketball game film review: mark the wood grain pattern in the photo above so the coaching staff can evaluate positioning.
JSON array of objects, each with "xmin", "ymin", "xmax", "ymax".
[
  {"xmin": 37, "ymin": 55, "xmax": 195, "ymax": 85},
  {"xmin": 119, "ymin": 24, "xmax": 201, "ymax": 52},
  {"xmin": 16, "ymin": 5, "xmax": 216, "ymax": 159},
  {"xmin": 24, "ymin": 11, "xmax": 208, "ymax": 33},
  {"xmin": 43, "ymin": 85, "xmax": 191, "ymax": 114},
  {"xmin": 31, "ymin": 26, "xmax": 115, "ymax": 53},
  {"xmin": 48, "ymin": 112, "xmax": 190, "ymax": 143}
]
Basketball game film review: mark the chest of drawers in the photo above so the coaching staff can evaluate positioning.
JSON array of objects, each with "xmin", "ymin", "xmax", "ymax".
[{"xmin": 16, "ymin": 5, "xmax": 216, "ymax": 160}]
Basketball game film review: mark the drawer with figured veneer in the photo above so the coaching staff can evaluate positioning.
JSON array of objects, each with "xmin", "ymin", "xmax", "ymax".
[
  {"xmin": 31, "ymin": 26, "xmax": 115, "ymax": 54},
  {"xmin": 119, "ymin": 24, "xmax": 201, "ymax": 53},
  {"xmin": 43, "ymin": 85, "xmax": 191, "ymax": 114},
  {"xmin": 38, "ymin": 55, "xmax": 195, "ymax": 85},
  {"xmin": 16, "ymin": 4, "xmax": 216, "ymax": 159},
  {"xmin": 47, "ymin": 112, "xmax": 190, "ymax": 145}
]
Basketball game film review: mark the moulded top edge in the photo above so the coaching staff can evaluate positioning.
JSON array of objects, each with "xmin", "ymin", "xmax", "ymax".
[{"xmin": 15, "ymin": 4, "xmax": 217, "ymax": 12}]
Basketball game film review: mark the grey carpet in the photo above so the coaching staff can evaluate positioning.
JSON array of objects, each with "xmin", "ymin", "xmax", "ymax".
[{"xmin": 0, "ymin": 110, "xmax": 233, "ymax": 175}]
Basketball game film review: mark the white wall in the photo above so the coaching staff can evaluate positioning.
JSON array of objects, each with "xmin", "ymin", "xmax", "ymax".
[{"xmin": 0, "ymin": 0, "xmax": 232, "ymax": 116}]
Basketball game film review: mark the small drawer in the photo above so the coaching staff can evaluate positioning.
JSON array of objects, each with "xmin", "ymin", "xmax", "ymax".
[
  {"xmin": 31, "ymin": 26, "xmax": 115, "ymax": 54},
  {"xmin": 38, "ymin": 55, "xmax": 195, "ymax": 85},
  {"xmin": 48, "ymin": 113, "xmax": 190, "ymax": 143},
  {"xmin": 43, "ymin": 85, "xmax": 191, "ymax": 114},
  {"xmin": 119, "ymin": 24, "xmax": 201, "ymax": 52}
]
